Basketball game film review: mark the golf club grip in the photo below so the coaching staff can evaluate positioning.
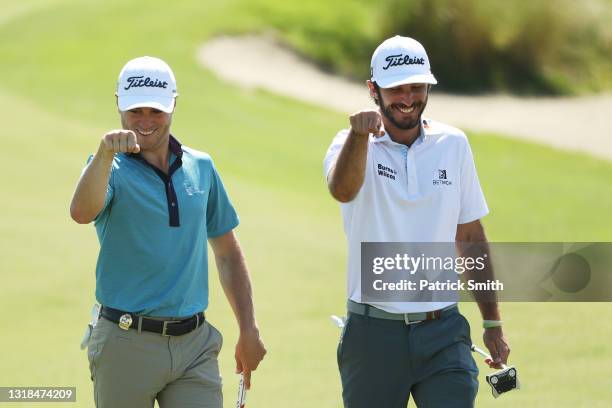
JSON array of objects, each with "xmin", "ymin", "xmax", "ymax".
[
  {"xmin": 470, "ymin": 344, "xmax": 491, "ymax": 359},
  {"xmin": 236, "ymin": 373, "xmax": 246, "ymax": 408},
  {"xmin": 471, "ymin": 345, "xmax": 509, "ymax": 369}
]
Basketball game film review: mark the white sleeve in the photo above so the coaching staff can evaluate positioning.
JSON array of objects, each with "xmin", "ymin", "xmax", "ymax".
[
  {"xmin": 323, "ymin": 129, "xmax": 350, "ymax": 179},
  {"xmin": 458, "ymin": 138, "xmax": 489, "ymax": 224}
]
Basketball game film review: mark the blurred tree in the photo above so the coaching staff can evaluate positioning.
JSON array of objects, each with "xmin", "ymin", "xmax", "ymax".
[{"xmin": 378, "ymin": 0, "xmax": 612, "ymax": 94}]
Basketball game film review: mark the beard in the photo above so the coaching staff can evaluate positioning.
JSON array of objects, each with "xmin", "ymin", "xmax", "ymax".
[{"xmin": 376, "ymin": 88, "xmax": 428, "ymax": 130}]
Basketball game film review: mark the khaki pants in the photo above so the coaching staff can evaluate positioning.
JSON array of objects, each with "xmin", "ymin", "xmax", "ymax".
[{"xmin": 87, "ymin": 316, "xmax": 223, "ymax": 408}]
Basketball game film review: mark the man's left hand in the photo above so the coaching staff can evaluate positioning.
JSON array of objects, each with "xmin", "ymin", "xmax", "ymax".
[
  {"xmin": 235, "ymin": 327, "xmax": 267, "ymax": 389},
  {"xmin": 482, "ymin": 327, "xmax": 510, "ymax": 369}
]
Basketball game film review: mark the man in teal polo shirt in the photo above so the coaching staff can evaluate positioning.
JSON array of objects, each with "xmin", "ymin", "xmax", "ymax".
[{"xmin": 70, "ymin": 56, "xmax": 266, "ymax": 408}]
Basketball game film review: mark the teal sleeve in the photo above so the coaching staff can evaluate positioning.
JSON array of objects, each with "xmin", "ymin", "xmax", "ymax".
[
  {"xmin": 83, "ymin": 154, "xmax": 115, "ymax": 224},
  {"xmin": 206, "ymin": 161, "xmax": 239, "ymax": 238}
]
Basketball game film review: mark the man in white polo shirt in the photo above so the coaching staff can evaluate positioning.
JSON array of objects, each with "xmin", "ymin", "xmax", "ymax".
[{"xmin": 324, "ymin": 36, "xmax": 510, "ymax": 407}]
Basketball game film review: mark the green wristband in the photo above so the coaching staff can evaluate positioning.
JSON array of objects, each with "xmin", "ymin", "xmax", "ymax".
[{"xmin": 483, "ymin": 320, "xmax": 503, "ymax": 329}]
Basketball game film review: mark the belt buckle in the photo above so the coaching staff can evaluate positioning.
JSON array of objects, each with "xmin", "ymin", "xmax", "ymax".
[
  {"xmin": 403, "ymin": 314, "xmax": 423, "ymax": 325},
  {"xmin": 161, "ymin": 320, "xmax": 180, "ymax": 336},
  {"xmin": 118, "ymin": 314, "xmax": 133, "ymax": 330}
]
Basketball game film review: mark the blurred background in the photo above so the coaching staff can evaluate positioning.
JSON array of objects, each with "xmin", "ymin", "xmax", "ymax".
[{"xmin": 0, "ymin": 0, "xmax": 611, "ymax": 407}]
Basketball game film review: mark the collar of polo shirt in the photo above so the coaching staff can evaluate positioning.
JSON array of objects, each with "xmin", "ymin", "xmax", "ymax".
[{"xmin": 373, "ymin": 118, "xmax": 442, "ymax": 145}]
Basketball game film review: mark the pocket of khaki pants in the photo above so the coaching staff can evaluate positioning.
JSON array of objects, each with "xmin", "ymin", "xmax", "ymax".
[
  {"xmin": 207, "ymin": 322, "xmax": 223, "ymax": 353},
  {"xmin": 87, "ymin": 317, "xmax": 113, "ymax": 379}
]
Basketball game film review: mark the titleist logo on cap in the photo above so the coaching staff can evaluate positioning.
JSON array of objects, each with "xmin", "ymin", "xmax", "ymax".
[
  {"xmin": 383, "ymin": 54, "xmax": 425, "ymax": 70},
  {"xmin": 124, "ymin": 76, "xmax": 169, "ymax": 91}
]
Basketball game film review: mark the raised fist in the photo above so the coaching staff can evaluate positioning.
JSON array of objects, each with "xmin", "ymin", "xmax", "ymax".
[
  {"xmin": 101, "ymin": 130, "xmax": 140, "ymax": 154},
  {"xmin": 349, "ymin": 110, "xmax": 384, "ymax": 137}
]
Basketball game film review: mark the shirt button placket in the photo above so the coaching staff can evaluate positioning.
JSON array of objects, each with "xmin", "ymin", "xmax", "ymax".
[
  {"xmin": 168, "ymin": 181, "xmax": 175, "ymax": 206},
  {"xmin": 406, "ymin": 147, "xmax": 420, "ymax": 198},
  {"xmin": 401, "ymin": 145, "xmax": 409, "ymax": 187}
]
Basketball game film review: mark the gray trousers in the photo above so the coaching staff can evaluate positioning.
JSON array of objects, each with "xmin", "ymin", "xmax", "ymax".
[
  {"xmin": 87, "ymin": 316, "xmax": 223, "ymax": 408},
  {"xmin": 338, "ymin": 306, "xmax": 478, "ymax": 408}
]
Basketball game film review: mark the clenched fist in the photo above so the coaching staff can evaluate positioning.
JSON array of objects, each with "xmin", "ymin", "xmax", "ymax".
[
  {"xmin": 349, "ymin": 110, "xmax": 385, "ymax": 138},
  {"xmin": 100, "ymin": 130, "xmax": 140, "ymax": 154}
]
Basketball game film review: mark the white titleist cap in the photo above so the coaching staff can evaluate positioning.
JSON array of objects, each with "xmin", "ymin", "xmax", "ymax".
[
  {"xmin": 371, "ymin": 35, "xmax": 437, "ymax": 88},
  {"xmin": 116, "ymin": 56, "xmax": 178, "ymax": 113}
]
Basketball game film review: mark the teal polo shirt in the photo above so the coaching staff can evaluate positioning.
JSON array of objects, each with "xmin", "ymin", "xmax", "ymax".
[{"xmin": 89, "ymin": 135, "xmax": 239, "ymax": 317}]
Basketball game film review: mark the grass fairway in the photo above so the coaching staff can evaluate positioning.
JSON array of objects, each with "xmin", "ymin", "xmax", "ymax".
[{"xmin": 0, "ymin": 1, "xmax": 611, "ymax": 407}]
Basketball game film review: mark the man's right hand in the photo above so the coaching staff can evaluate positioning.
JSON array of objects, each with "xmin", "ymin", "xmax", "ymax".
[
  {"xmin": 349, "ymin": 110, "xmax": 384, "ymax": 137},
  {"xmin": 100, "ymin": 130, "xmax": 140, "ymax": 155},
  {"xmin": 71, "ymin": 130, "xmax": 137, "ymax": 223}
]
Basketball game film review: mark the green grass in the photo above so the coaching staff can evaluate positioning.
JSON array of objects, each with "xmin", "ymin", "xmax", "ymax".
[{"xmin": 0, "ymin": 1, "xmax": 611, "ymax": 407}]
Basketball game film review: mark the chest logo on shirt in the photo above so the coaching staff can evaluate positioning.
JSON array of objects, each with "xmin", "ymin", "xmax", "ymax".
[
  {"xmin": 377, "ymin": 163, "xmax": 397, "ymax": 180},
  {"xmin": 433, "ymin": 169, "xmax": 453, "ymax": 186}
]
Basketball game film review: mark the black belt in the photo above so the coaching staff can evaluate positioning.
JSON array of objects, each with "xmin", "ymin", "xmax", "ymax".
[{"xmin": 101, "ymin": 306, "xmax": 205, "ymax": 336}]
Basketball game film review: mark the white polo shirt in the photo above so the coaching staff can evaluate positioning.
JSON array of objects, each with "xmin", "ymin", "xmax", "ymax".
[{"xmin": 324, "ymin": 118, "xmax": 489, "ymax": 313}]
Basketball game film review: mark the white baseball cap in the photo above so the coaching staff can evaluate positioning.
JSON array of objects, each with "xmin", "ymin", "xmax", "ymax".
[
  {"xmin": 116, "ymin": 56, "xmax": 178, "ymax": 113},
  {"xmin": 371, "ymin": 35, "xmax": 437, "ymax": 88}
]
